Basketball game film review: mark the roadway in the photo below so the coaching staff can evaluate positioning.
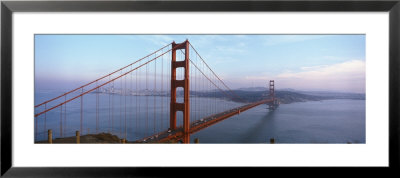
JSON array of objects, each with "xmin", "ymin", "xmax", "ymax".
[{"xmin": 134, "ymin": 98, "xmax": 276, "ymax": 143}]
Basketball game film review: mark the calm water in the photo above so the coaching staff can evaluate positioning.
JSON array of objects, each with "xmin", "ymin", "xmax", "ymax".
[
  {"xmin": 35, "ymin": 91, "xmax": 365, "ymax": 143},
  {"xmin": 192, "ymin": 99, "xmax": 365, "ymax": 143}
]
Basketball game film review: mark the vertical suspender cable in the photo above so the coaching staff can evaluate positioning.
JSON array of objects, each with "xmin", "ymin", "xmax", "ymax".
[
  {"xmin": 146, "ymin": 61, "xmax": 148, "ymax": 137},
  {"xmin": 64, "ymin": 95, "xmax": 67, "ymax": 137},
  {"xmin": 96, "ymin": 81, "xmax": 98, "ymax": 134},
  {"xmin": 161, "ymin": 48, "xmax": 164, "ymax": 130},
  {"xmin": 130, "ymin": 65, "xmax": 133, "ymax": 139},
  {"xmin": 35, "ymin": 117, "xmax": 37, "ymax": 140},
  {"xmin": 135, "ymin": 66, "xmax": 138, "ymax": 140},
  {"xmin": 112, "ymin": 81, "xmax": 114, "ymax": 134},
  {"xmin": 120, "ymin": 71, "xmax": 123, "ymax": 138},
  {"xmin": 44, "ymin": 104, "xmax": 47, "ymax": 134},
  {"xmin": 81, "ymin": 88, "xmax": 83, "ymax": 134},
  {"xmin": 189, "ymin": 51, "xmax": 193, "ymax": 124},
  {"xmin": 195, "ymin": 53, "xmax": 198, "ymax": 121},
  {"xmin": 154, "ymin": 53, "xmax": 156, "ymax": 133},
  {"xmin": 209, "ymin": 68, "xmax": 211, "ymax": 116},
  {"xmin": 98, "ymin": 85, "xmax": 100, "ymax": 133},
  {"xmin": 60, "ymin": 105, "xmax": 63, "ymax": 137},
  {"xmin": 139, "ymin": 63, "xmax": 142, "ymax": 138},
  {"xmin": 215, "ymin": 75, "xmax": 217, "ymax": 115},
  {"xmin": 109, "ymin": 76, "xmax": 111, "ymax": 133},
  {"xmin": 124, "ymin": 74, "xmax": 127, "ymax": 139}
]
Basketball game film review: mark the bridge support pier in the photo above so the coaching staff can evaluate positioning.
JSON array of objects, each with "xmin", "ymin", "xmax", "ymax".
[{"xmin": 170, "ymin": 40, "xmax": 191, "ymax": 143}]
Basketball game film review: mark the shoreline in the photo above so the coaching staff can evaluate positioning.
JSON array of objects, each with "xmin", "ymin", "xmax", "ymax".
[{"xmin": 35, "ymin": 132, "xmax": 122, "ymax": 144}]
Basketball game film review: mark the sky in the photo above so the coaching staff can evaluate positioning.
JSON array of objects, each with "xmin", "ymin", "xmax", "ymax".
[{"xmin": 35, "ymin": 34, "xmax": 365, "ymax": 93}]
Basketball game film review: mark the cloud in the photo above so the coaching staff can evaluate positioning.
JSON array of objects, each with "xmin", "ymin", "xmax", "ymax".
[
  {"xmin": 263, "ymin": 35, "xmax": 326, "ymax": 46},
  {"xmin": 141, "ymin": 35, "xmax": 174, "ymax": 46},
  {"xmin": 118, "ymin": 35, "xmax": 174, "ymax": 47},
  {"xmin": 236, "ymin": 60, "xmax": 365, "ymax": 93},
  {"xmin": 300, "ymin": 65, "xmax": 329, "ymax": 71},
  {"xmin": 214, "ymin": 45, "xmax": 246, "ymax": 54},
  {"xmin": 188, "ymin": 35, "xmax": 227, "ymax": 47},
  {"xmin": 210, "ymin": 56, "xmax": 240, "ymax": 65},
  {"xmin": 277, "ymin": 60, "xmax": 365, "ymax": 79}
]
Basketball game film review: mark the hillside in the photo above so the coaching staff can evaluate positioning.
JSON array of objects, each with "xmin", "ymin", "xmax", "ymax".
[{"xmin": 190, "ymin": 89, "xmax": 365, "ymax": 104}]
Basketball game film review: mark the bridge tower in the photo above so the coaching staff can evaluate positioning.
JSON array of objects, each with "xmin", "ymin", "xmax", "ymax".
[
  {"xmin": 269, "ymin": 80, "xmax": 275, "ymax": 98},
  {"xmin": 170, "ymin": 40, "xmax": 190, "ymax": 143},
  {"xmin": 268, "ymin": 80, "xmax": 276, "ymax": 110}
]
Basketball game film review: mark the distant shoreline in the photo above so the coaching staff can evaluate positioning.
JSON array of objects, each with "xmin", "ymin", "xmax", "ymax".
[{"xmin": 35, "ymin": 89, "xmax": 365, "ymax": 105}]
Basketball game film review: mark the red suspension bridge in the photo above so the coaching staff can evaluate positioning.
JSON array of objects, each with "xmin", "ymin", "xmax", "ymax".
[{"xmin": 34, "ymin": 40, "xmax": 279, "ymax": 143}]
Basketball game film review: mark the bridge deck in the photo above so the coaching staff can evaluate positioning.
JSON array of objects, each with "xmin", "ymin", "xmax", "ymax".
[{"xmin": 135, "ymin": 98, "xmax": 275, "ymax": 143}]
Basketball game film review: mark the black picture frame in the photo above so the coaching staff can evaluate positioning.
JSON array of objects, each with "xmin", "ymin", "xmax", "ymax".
[{"xmin": 1, "ymin": 0, "xmax": 399, "ymax": 177}]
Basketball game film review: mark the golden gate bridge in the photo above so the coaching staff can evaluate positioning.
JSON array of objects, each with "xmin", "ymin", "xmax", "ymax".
[{"xmin": 34, "ymin": 40, "xmax": 279, "ymax": 143}]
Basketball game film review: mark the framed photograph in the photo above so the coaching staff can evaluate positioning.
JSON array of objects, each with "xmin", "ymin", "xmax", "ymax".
[{"xmin": 1, "ymin": 0, "xmax": 399, "ymax": 176}]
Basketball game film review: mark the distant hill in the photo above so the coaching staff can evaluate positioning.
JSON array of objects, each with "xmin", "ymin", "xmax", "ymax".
[
  {"xmin": 274, "ymin": 91, "xmax": 327, "ymax": 104},
  {"xmin": 293, "ymin": 90, "xmax": 365, "ymax": 100},
  {"xmin": 237, "ymin": 87, "xmax": 267, "ymax": 91},
  {"xmin": 189, "ymin": 88, "xmax": 365, "ymax": 104},
  {"xmin": 229, "ymin": 90, "xmax": 329, "ymax": 104}
]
